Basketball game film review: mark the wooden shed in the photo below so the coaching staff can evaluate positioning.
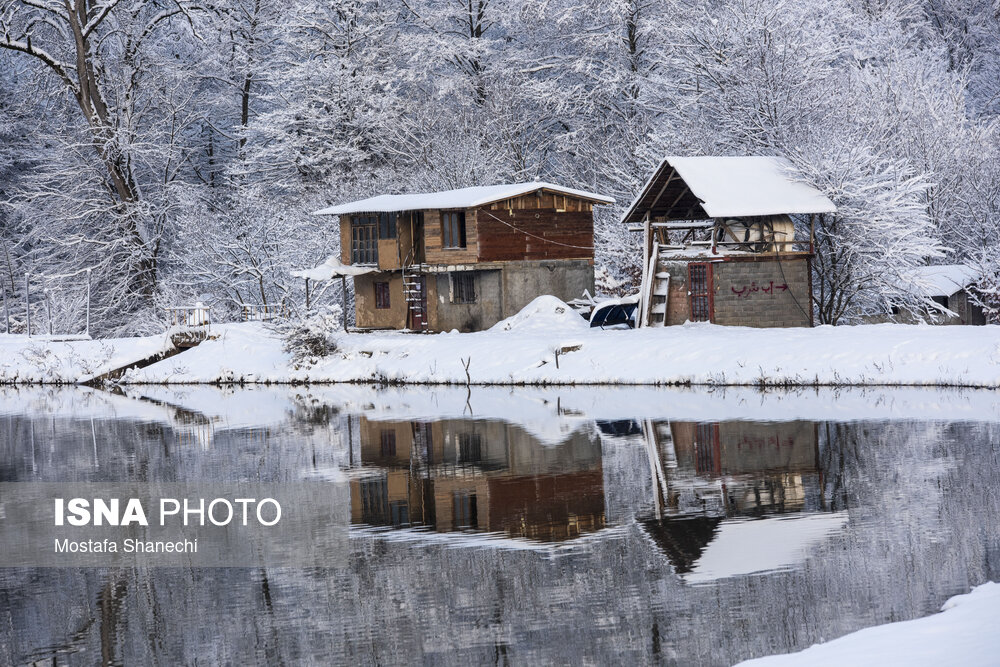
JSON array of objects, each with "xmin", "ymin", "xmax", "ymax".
[{"xmin": 623, "ymin": 156, "xmax": 836, "ymax": 328}]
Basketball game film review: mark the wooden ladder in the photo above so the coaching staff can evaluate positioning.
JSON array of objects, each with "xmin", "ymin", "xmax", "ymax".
[{"xmin": 640, "ymin": 243, "xmax": 671, "ymax": 327}]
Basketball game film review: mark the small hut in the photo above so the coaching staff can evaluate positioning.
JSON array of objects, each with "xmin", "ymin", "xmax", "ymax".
[{"xmin": 622, "ymin": 156, "xmax": 836, "ymax": 328}]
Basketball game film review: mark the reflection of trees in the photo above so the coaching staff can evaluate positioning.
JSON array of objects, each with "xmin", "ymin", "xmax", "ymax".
[{"xmin": 2, "ymin": 391, "xmax": 1000, "ymax": 666}]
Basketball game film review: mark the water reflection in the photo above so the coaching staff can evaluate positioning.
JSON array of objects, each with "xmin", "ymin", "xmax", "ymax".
[
  {"xmin": 636, "ymin": 420, "xmax": 846, "ymax": 581},
  {"xmin": 349, "ymin": 417, "xmax": 605, "ymax": 542},
  {"xmin": 1, "ymin": 385, "xmax": 998, "ymax": 666}
]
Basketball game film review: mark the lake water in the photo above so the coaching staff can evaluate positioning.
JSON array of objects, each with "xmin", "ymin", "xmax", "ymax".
[{"xmin": 1, "ymin": 385, "xmax": 998, "ymax": 665}]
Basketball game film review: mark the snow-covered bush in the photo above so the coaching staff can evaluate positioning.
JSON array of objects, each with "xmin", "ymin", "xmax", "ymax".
[{"xmin": 281, "ymin": 306, "xmax": 342, "ymax": 369}]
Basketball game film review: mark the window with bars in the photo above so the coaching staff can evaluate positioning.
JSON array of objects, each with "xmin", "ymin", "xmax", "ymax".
[
  {"xmin": 694, "ymin": 422, "xmax": 718, "ymax": 475},
  {"xmin": 458, "ymin": 432, "xmax": 482, "ymax": 463},
  {"xmin": 451, "ymin": 272, "xmax": 476, "ymax": 304},
  {"xmin": 688, "ymin": 263, "xmax": 712, "ymax": 322},
  {"xmin": 442, "ymin": 211, "xmax": 466, "ymax": 248},
  {"xmin": 374, "ymin": 282, "xmax": 390, "ymax": 309},
  {"xmin": 350, "ymin": 216, "xmax": 378, "ymax": 265}
]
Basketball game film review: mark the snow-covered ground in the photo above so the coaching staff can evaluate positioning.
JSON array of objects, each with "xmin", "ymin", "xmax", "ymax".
[
  {"xmin": 0, "ymin": 332, "xmax": 171, "ymax": 384},
  {"xmin": 3, "ymin": 297, "xmax": 1000, "ymax": 386},
  {"xmin": 738, "ymin": 582, "xmax": 1000, "ymax": 667}
]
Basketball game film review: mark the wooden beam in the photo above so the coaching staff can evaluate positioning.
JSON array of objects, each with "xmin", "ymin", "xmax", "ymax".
[{"xmin": 645, "ymin": 168, "xmax": 678, "ymax": 214}]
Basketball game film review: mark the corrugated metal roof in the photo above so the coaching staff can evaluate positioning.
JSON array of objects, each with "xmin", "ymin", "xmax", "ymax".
[
  {"xmin": 315, "ymin": 182, "xmax": 615, "ymax": 216},
  {"xmin": 621, "ymin": 156, "xmax": 837, "ymax": 223}
]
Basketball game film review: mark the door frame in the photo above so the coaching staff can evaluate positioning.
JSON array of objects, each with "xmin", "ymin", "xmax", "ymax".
[{"xmin": 687, "ymin": 262, "xmax": 714, "ymax": 322}]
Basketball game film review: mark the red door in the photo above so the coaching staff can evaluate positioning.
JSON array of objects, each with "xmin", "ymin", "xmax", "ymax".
[{"xmin": 688, "ymin": 263, "xmax": 713, "ymax": 322}]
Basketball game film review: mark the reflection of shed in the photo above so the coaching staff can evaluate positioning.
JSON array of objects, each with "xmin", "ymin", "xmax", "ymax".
[
  {"xmin": 638, "ymin": 418, "xmax": 846, "ymax": 580},
  {"xmin": 622, "ymin": 157, "xmax": 836, "ymax": 328},
  {"xmin": 348, "ymin": 417, "xmax": 606, "ymax": 543}
]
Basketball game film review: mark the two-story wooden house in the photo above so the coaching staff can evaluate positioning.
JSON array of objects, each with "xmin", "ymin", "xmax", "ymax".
[{"xmin": 314, "ymin": 182, "xmax": 614, "ymax": 332}]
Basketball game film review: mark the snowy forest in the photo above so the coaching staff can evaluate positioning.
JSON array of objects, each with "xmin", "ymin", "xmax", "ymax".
[{"xmin": 1, "ymin": 0, "xmax": 999, "ymax": 335}]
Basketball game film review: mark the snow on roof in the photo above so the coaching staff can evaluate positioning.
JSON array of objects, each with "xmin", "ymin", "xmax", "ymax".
[
  {"xmin": 314, "ymin": 182, "xmax": 615, "ymax": 216},
  {"xmin": 902, "ymin": 264, "xmax": 979, "ymax": 297},
  {"xmin": 683, "ymin": 512, "xmax": 849, "ymax": 584},
  {"xmin": 622, "ymin": 156, "xmax": 837, "ymax": 223},
  {"xmin": 290, "ymin": 255, "xmax": 376, "ymax": 280}
]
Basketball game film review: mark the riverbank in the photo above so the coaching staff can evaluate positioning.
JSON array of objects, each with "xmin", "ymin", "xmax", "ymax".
[
  {"xmin": 3, "ymin": 300, "xmax": 1000, "ymax": 387},
  {"xmin": 738, "ymin": 582, "xmax": 1000, "ymax": 667}
]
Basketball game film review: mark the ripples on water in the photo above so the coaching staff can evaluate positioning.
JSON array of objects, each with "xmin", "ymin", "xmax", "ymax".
[{"xmin": 1, "ymin": 385, "xmax": 998, "ymax": 665}]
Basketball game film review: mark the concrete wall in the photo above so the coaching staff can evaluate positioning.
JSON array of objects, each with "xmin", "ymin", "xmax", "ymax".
[
  {"xmin": 661, "ymin": 256, "xmax": 812, "ymax": 328},
  {"xmin": 429, "ymin": 270, "xmax": 503, "ymax": 332},
  {"xmin": 711, "ymin": 256, "xmax": 812, "ymax": 328},
  {"xmin": 500, "ymin": 259, "xmax": 594, "ymax": 318},
  {"xmin": 354, "ymin": 272, "xmax": 408, "ymax": 329}
]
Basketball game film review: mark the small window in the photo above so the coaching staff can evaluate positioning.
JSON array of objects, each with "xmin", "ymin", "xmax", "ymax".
[
  {"xmin": 458, "ymin": 432, "xmax": 482, "ymax": 463},
  {"xmin": 350, "ymin": 215, "xmax": 378, "ymax": 265},
  {"xmin": 451, "ymin": 272, "xmax": 476, "ymax": 304},
  {"xmin": 932, "ymin": 295, "xmax": 949, "ymax": 309},
  {"xmin": 380, "ymin": 430, "xmax": 396, "ymax": 457},
  {"xmin": 442, "ymin": 211, "xmax": 466, "ymax": 249},
  {"xmin": 379, "ymin": 212, "xmax": 397, "ymax": 239},
  {"xmin": 374, "ymin": 282, "xmax": 390, "ymax": 309}
]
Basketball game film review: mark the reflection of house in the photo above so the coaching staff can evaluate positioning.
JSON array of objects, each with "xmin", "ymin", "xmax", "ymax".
[
  {"xmin": 639, "ymin": 419, "xmax": 839, "ymax": 577},
  {"xmin": 622, "ymin": 157, "xmax": 836, "ymax": 327},
  {"xmin": 348, "ymin": 417, "xmax": 606, "ymax": 543},
  {"xmin": 315, "ymin": 183, "xmax": 614, "ymax": 332}
]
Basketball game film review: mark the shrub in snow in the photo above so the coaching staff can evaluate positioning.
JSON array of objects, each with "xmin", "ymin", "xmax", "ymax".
[{"xmin": 281, "ymin": 306, "xmax": 342, "ymax": 369}]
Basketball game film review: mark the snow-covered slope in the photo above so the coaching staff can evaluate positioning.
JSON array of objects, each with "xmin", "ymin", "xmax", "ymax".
[{"xmin": 738, "ymin": 582, "xmax": 1000, "ymax": 667}]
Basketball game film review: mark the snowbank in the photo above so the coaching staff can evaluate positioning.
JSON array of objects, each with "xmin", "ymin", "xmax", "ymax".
[
  {"xmin": 123, "ymin": 314, "xmax": 1000, "ymax": 387},
  {"xmin": 489, "ymin": 295, "xmax": 590, "ymax": 333},
  {"xmin": 737, "ymin": 582, "xmax": 1000, "ymax": 667},
  {"xmin": 4, "ymin": 297, "xmax": 1000, "ymax": 387},
  {"xmin": 0, "ymin": 333, "xmax": 170, "ymax": 384}
]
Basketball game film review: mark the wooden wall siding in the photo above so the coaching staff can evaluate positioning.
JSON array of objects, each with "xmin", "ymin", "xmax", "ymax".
[
  {"xmin": 424, "ymin": 208, "xmax": 479, "ymax": 264},
  {"xmin": 476, "ymin": 208, "xmax": 593, "ymax": 262},
  {"xmin": 339, "ymin": 220, "xmax": 351, "ymax": 265},
  {"xmin": 487, "ymin": 192, "xmax": 595, "ymax": 213},
  {"xmin": 377, "ymin": 238, "xmax": 401, "ymax": 271}
]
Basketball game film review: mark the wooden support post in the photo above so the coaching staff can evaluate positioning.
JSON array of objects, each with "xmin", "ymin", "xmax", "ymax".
[
  {"xmin": 809, "ymin": 214, "xmax": 816, "ymax": 254},
  {"xmin": 641, "ymin": 211, "xmax": 652, "ymax": 302},
  {"xmin": 341, "ymin": 275, "xmax": 348, "ymax": 332},
  {"xmin": 45, "ymin": 289, "xmax": 52, "ymax": 335},
  {"xmin": 85, "ymin": 268, "xmax": 91, "ymax": 337},
  {"xmin": 305, "ymin": 278, "xmax": 310, "ymax": 310},
  {"xmin": 24, "ymin": 273, "xmax": 30, "ymax": 337}
]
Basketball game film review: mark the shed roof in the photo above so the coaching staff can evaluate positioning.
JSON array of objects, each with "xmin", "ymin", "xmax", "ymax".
[
  {"xmin": 621, "ymin": 156, "xmax": 837, "ymax": 223},
  {"xmin": 315, "ymin": 182, "xmax": 615, "ymax": 216},
  {"xmin": 902, "ymin": 264, "xmax": 979, "ymax": 297}
]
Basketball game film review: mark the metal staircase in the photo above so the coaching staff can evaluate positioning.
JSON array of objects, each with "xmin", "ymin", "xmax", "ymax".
[{"xmin": 402, "ymin": 248, "xmax": 428, "ymax": 331}]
